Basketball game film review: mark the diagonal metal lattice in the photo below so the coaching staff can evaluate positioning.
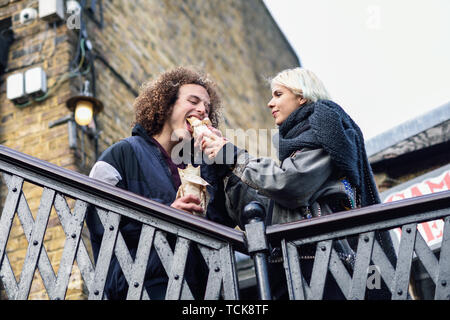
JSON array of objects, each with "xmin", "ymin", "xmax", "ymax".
[
  {"xmin": 0, "ymin": 145, "xmax": 449, "ymax": 300},
  {"xmin": 0, "ymin": 174, "xmax": 95, "ymax": 300},
  {"xmin": 278, "ymin": 210, "xmax": 450, "ymax": 300},
  {"xmin": 0, "ymin": 166, "xmax": 242, "ymax": 300}
]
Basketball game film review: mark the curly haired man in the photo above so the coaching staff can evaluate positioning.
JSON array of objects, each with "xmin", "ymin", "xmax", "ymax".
[{"xmin": 85, "ymin": 67, "xmax": 236, "ymax": 300}]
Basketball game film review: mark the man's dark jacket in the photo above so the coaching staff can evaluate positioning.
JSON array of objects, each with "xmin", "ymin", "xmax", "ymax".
[{"xmin": 86, "ymin": 124, "xmax": 235, "ymax": 299}]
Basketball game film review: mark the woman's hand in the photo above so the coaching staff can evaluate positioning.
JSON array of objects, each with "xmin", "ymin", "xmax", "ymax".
[
  {"xmin": 171, "ymin": 194, "xmax": 203, "ymax": 214},
  {"xmin": 195, "ymin": 126, "xmax": 228, "ymax": 159}
]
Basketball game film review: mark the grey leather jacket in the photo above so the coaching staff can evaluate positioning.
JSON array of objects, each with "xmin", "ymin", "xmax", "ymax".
[
  {"xmin": 221, "ymin": 143, "xmax": 402, "ymax": 299},
  {"xmin": 224, "ymin": 146, "xmax": 354, "ymax": 226}
]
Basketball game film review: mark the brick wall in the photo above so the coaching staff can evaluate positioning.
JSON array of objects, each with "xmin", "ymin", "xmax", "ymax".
[
  {"xmin": 0, "ymin": 0, "xmax": 299, "ymax": 299},
  {"xmin": 0, "ymin": 0, "xmax": 85, "ymax": 299}
]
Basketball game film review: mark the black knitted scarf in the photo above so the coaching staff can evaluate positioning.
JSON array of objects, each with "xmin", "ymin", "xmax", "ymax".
[
  {"xmin": 278, "ymin": 99, "xmax": 380, "ymax": 207},
  {"xmin": 277, "ymin": 100, "xmax": 398, "ymax": 298}
]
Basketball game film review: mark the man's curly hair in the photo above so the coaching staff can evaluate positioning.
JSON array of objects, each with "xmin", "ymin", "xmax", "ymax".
[{"xmin": 133, "ymin": 67, "xmax": 222, "ymax": 136}]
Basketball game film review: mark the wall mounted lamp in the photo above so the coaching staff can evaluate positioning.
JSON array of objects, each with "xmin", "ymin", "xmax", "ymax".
[
  {"xmin": 66, "ymin": 80, "xmax": 103, "ymax": 126},
  {"xmin": 49, "ymin": 80, "xmax": 103, "ymax": 165}
]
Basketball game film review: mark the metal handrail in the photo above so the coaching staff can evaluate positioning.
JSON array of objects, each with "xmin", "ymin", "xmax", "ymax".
[
  {"xmin": 0, "ymin": 145, "xmax": 246, "ymax": 300},
  {"xmin": 266, "ymin": 190, "xmax": 450, "ymax": 245},
  {"xmin": 1, "ymin": 143, "xmax": 449, "ymax": 300},
  {"xmin": 0, "ymin": 145, "xmax": 246, "ymax": 251},
  {"xmin": 251, "ymin": 191, "xmax": 450, "ymax": 300},
  {"xmin": 244, "ymin": 189, "xmax": 450, "ymax": 300},
  {"xmin": 3, "ymin": 141, "xmax": 447, "ymax": 255}
]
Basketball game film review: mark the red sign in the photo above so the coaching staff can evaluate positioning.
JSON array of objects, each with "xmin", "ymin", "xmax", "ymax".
[{"xmin": 385, "ymin": 170, "xmax": 450, "ymax": 247}]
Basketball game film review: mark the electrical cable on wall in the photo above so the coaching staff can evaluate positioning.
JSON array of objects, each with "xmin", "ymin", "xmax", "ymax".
[
  {"xmin": 9, "ymin": 0, "xmax": 93, "ymax": 107},
  {"xmin": 21, "ymin": 0, "xmax": 94, "ymax": 105},
  {"xmin": 66, "ymin": 0, "xmax": 102, "ymax": 163},
  {"xmin": 13, "ymin": 30, "xmax": 91, "ymax": 107},
  {"xmin": 7, "ymin": 0, "xmax": 101, "ymax": 162}
]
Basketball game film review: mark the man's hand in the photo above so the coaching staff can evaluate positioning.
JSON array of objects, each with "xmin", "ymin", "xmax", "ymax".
[{"xmin": 171, "ymin": 194, "xmax": 204, "ymax": 214}]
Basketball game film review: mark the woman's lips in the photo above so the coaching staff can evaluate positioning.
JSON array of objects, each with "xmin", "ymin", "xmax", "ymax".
[{"xmin": 272, "ymin": 111, "xmax": 279, "ymax": 118}]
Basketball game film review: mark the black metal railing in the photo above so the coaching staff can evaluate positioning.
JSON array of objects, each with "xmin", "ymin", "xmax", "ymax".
[
  {"xmin": 0, "ymin": 145, "xmax": 243, "ymax": 300},
  {"xmin": 250, "ymin": 189, "xmax": 450, "ymax": 300},
  {"xmin": 0, "ymin": 144, "xmax": 449, "ymax": 300}
]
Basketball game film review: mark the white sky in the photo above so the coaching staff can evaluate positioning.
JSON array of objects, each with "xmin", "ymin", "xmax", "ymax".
[{"xmin": 263, "ymin": 0, "xmax": 450, "ymax": 140}]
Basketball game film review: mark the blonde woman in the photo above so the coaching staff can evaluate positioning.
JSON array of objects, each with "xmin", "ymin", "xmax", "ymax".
[{"xmin": 198, "ymin": 67, "xmax": 396, "ymax": 299}]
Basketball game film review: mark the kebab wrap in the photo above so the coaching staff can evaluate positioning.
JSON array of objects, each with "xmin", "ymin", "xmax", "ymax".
[
  {"xmin": 187, "ymin": 116, "xmax": 213, "ymax": 142},
  {"xmin": 176, "ymin": 164, "xmax": 210, "ymax": 216}
]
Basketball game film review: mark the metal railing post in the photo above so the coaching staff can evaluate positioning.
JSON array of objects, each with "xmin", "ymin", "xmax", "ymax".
[{"xmin": 243, "ymin": 201, "xmax": 272, "ymax": 300}]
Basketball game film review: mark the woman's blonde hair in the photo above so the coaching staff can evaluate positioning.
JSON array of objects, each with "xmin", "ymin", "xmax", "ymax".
[{"xmin": 270, "ymin": 67, "xmax": 331, "ymax": 103}]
